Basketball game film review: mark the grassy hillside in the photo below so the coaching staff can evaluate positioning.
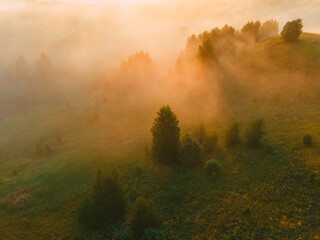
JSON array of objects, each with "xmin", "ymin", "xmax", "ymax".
[{"xmin": 1, "ymin": 33, "xmax": 320, "ymax": 239}]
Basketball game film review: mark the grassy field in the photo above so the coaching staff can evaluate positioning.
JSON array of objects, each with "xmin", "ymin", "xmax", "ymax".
[{"xmin": 1, "ymin": 33, "xmax": 320, "ymax": 239}]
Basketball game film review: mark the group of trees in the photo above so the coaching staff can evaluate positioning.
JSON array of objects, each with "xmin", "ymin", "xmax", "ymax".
[
  {"xmin": 180, "ymin": 18, "xmax": 303, "ymax": 67},
  {"xmin": 151, "ymin": 106, "xmax": 266, "ymax": 167},
  {"xmin": 10, "ymin": 53, "xmax": 53, "ymax": 83},
  {"xmin": 80, "ymin": 170, "xmax": 164, "ymax": 240},
  {"xmin": 241, "ymin": 20, "xmax": 279, "ymax": 42}
]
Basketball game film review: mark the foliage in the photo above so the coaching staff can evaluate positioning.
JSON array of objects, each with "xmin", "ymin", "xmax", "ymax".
[
  {"xmin": 245, "ymin": 119, "xmax": 264, "ymax": 148},
  {"xmin": 166, "ymin": 186, "xmax": 182, "ymax": 203},
  {"xmin": 193, "ymin": 123, "xmax": 206, "ymax": 144},
  {"xmin": 264, "ymin": 144, "xmax": 274, "ymax": 154},
  {"xmin": 121, "ymin": 51, "xmax": 153, "ymax": 73},
  {"xmin": 204, "ymin": 159, "xmax": 221, "ymax": 176},
  {"xmin": 303, "ymin": 134, "xmax": 312, "ymax": 146},
  {"xmin": 130, "ymin": 197, "xmax": 161, "ymax": 238},
  {"xmin": 151, "ymin": 106, "xmax": 180, "ymax": 164},
  {"xmin": 241, "ymin": 21, "xmax": 261, "ymax": 42},
  {"xmin": 259, "ymin": 20, "xmax": 279, "ymax": 40},
  {"xmin": 180, "ymin": 136, "xmax": 203, "ymax": 167},
  {"xmin": 281, "ymin": 19, "xmax": 303, "ymax": 42},
  {"xmin": 203, "ymin": 132, "xmax": 219, "ymax": 153},
  {"xmin": 133, "ymin": 163, "xmax": 144, "ymax": 177},
  {"xmin": 141, "ymin": 228, "xmax": 166, "ymax": 240},
  {"xmin": 79, "ymin": 170, "xmax": 126, "ymax": 231},
  {"xmin": 309, "ymin": 171, "xmax": 316, "ymax": 183},
  {"xmin": 198, "ymin": 38, "xmax": 217, "ymax": 63},
  {"xmin": 116, "ymin": 229, "xmax": 133, "ymax": 240},
  {"xmin": 225, "ymin": 121, "xmax": 241, "ymax": 147},
  {"xmin": 84, "ymin": 231, "xmax": 110, "ymax": 240}
]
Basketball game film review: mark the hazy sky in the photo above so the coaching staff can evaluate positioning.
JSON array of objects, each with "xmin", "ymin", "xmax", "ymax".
[{"xmin": 0, "ymin": 0, "xmax": 319, "ymax": 69}]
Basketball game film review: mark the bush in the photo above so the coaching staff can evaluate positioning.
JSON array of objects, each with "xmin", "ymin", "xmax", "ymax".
[
  {"xmin": 180, "ymin": 136, "xmax": 203, "ymax": 167},
  {"xmin": 309, "ymin": 171, "xmax": 316, "ymax": 183},
  {"xmin": 130, "ymin": 197, "xmax": 161, "ymax": 238},
  {"xmin": 264, "ymin": 144, "xmax": 274, "ymax": 154},
  {"xmin": 141, "ymin": 228, "xmax": 166, "ymax": 240},
  {"xmin": 281, "ymin": 19, "xmax": 303, "ymax": 42},
  {"xmin": 203, "ymin": 133, "xmax": 218, "ymax": 153},
  {"xmin": 166, "ymin": 186, "xmax": 182, "ymax": 203},
  {"xmin": 204, "ymin": 159, "xmax": 221, "ymax": 176},
  {"xmin": 303, "ymin": 134, "xmax": 312, "ymax": 146},
  {"xmin": 151, "ymin": 106, "xmax": 180, "ymax": 164},
  {"xmin": 193, "ymin": 123, "xmax": 206, "ymax": 144},
  {"xmin": 225, "ymin": 121, "xmax": 241, "ymax": 147},
  {"xmin": 84, "ymin": 231, "xmax": 110, "ymax": 240},
  {"xmin": 116, "ymin": 229, "xmax": 133, "ymax": 240},
  {"xmin": 245, "ymin": 119, "xmax": 264, "ymax": 148},
  {"xmin": 79, "ymin": 170, "xmax": 126, "ymax": 231}
]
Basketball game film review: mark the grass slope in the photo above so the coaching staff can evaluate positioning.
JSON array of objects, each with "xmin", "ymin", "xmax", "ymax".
[{"xmin": 1, "ymin": 33, "xmax": 320, "ymax": 239}]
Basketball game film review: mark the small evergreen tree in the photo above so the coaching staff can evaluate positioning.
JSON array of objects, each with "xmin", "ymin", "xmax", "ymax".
[
  {"xmin": 151, "ymin": 106, "xmax": 180, "ymax": 164},
  {"xmin": 203, "ymin": 133, "xmax": 218, "ymax": 153},
  {"xmin": 245, "ymin": 119, "xmax": 264, "ymax": 148},
  {"xmin": 180, "ymin": 136, "xmax": 203, "ymax": 167},
  {"xmin": 225, "ymin": 121, "xmax": 241, "ymax": 147},
  {"xmin": 303, "ymin": 134, "xmax": 312, "ymax": 146},
  {"xmin": 281, "ymin": 19, "xmax": 303, "ymax": 42},
  {"xmin": 204, "ymin": 159, "xmax": 221, "ymax": 175},
  {"xmin": 79, "ymin": 170, "xmax": 126, "ymax": 231},
  {"xmin": 130, "ymin": 197, "xmax": 161, "ymax": 238}
]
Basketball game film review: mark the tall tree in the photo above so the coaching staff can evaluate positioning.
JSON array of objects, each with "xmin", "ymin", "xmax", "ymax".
[
  {"xmin": 241, "ymin": 21, "xmax": 261, "ymax": 42},
  {"xmin": 198, "ymin": 38, "xmax": 217, "ymax": 64},
  {"xmin": 151, "ymin": 106, "xmax": 180, "ymax": 164},
  {"xmin": 259, "ymin": 20, "xmax": 279, "ymax": 40},
  {"xmin": 281, "ymin": 18, "xmax": 303, "ymax": 42}
]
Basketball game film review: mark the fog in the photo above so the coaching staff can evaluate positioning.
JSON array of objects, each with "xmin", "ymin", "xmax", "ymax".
[
  {"xmin": 1, "ymin": 0, "xmax": 320, "ymax": 69},
  {"xmin": 0, "ymin": 0, "xmax": 320, "ymax": 138}
]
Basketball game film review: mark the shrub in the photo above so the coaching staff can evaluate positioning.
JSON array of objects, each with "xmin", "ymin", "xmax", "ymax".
[
  {"xmin": 151, "ymin": 106, "xmax": 180, "ymax": 164},
  {"xmin": 180, "ymin": 136, "xmax": 203, "ymax": 167},
  {"xmin": 225, "ymin": 121, "xmax": 241, "ymax": 147},
  {"xmin": 303, "ymin": 134, "xmax": 312, "ymax": 146},
  {"xmin": 203, "ymin": 132, "xmax": 218, "ymax": 153},
  {"xmin": 79, "ymin": 170, "xmax": 126, "ymax": 231},
  {"xmin": 264, "ymin": 144, "xmax": 274, "ymax": 154},
  {"xmin": 204, "ymin": 159, "xmax": 221, "ymax": 176},
  {"xmin": 245, "ymin": 119, "xmax": 264, "ymax": 148},
  {"xmin": 116, "ymin": 229, "xmax": 133, "ymax": 240},
  {"xmin": 309, "ymin": 171, "xmax": 316, "ymax": 183},
  {"xmin": 281, "ymin": 19, "xmax": 303, "ymax": 42},
  {"xmin": 141, "ymin": 228, "xmax": 166, "ymax": 240},
  {"xmin": 166, "ymin": 186, "xmax": 182, "ymax": 203},
  {"xmin": 45, "ymin": 144, "xmax": 52, "ymax": 157},
  {"xmin": 133, "ymin": 164, "xmax": 143, "ymax": 176},
  {"xmin": 193, "ymin": 123, "xmax": 206, "ymax": 144},
  {"xmin": 130, "ymin": 197, "xmax": 161, "ymax": 238},
  {"xmin": 84, "ymin": 231, "xmax": 110, "ymax": 240}
]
